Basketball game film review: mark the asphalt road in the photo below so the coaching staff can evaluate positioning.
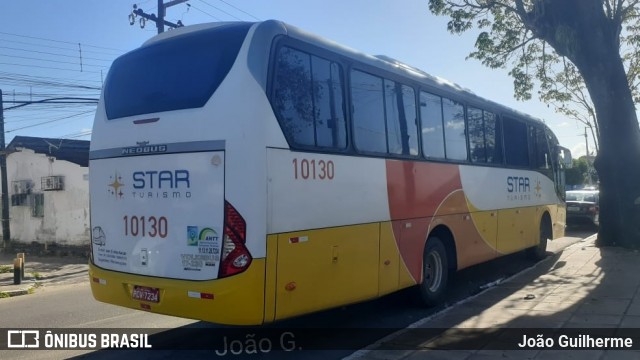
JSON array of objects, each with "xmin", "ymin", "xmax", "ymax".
[{"xmin": 0, "ymin": 226, "xmax": 594, "ymax": 360}]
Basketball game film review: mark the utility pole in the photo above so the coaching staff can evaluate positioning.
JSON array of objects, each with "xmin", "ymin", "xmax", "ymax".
[
  {"xmin": 0, "ymin": 90, "xmax": 10, "ymax": 246},
  {"xmin": 584, "ymin": 127, "xmax": 593, "ymax": 186},
  {"xmin": 584, "ymin": 127, "xmax": 590, "ymax": 159},
  {"xmin": 130, "ymin": 0, "xmax": 188, "ymax": 34}
]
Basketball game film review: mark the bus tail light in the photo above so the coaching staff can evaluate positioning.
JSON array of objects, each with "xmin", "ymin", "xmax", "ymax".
[{"xmin": 219, "ymin": 201, "xmax": 252, "ymax": 278}]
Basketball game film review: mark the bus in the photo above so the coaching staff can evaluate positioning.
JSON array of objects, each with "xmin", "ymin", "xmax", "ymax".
[{"xmin": 89, "ymin": 20, "xmax": 572, "ymax": 325}]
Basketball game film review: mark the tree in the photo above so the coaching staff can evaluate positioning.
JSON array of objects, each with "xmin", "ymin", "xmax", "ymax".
[
  {"xmin": 565, "ymin": 157, "xmax": 599, "ymax": 187},
  {"xmin": 428, "ymin": 0, "xmax": 640, "ymax": 248}
]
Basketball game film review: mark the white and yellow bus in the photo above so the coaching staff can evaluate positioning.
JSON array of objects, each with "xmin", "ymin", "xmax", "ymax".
[{"xmin": 89, "ymin": 20, "xmax": 571, "ymax": 325}]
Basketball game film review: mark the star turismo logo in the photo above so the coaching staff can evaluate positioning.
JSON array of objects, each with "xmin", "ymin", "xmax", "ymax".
[
  {"xmin": 534, "ymin": 178, "xmax": 542, "ymax": 198},
  {"xmin": 108, "ymin": 171, "xmax": 125, "ymax": 199}
]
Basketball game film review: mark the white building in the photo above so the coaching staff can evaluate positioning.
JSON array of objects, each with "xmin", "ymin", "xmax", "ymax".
[{"xmin": 1, "ymin": 136, "xmax": 90, "ymax": 247}]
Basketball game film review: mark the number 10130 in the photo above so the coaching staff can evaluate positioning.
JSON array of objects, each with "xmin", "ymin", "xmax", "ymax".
[
  {"xmin": 292, "ymin": 158, "xmax": 334, "ymax": 180},
  {"xmin": 123, "ymin": 215, "xmax": 168, "ymax": 238}
]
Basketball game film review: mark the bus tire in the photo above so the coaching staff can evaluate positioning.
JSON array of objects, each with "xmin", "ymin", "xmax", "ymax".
[
  {"xmin": 419, "ymin": 236, "xmax": 448, "ymax": 306},
  {"xmin": 527, "ymin": 218, "xmax": 550, "ymax": 261}
]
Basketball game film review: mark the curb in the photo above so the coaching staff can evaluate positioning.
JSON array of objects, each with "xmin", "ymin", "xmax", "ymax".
[{"xmin": 0, "ymin": 283, "xmax": 36, "ymax": 298}]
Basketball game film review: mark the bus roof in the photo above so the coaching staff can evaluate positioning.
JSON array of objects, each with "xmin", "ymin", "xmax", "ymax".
[
  {"xmin": 273, "ymin": 20, "xmax": 548, "ymax": 128},
  {"xmin": 135, "ymin": 19, "xmax": 552, "ymax": 133}
]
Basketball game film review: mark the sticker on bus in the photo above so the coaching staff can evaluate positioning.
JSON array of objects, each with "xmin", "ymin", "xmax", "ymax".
[{"xmin": 89, "ymin": 151, "xmax": 225, "ymax": 281}]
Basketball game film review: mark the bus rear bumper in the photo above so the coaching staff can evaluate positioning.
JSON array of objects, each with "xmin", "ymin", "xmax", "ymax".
[{"xmin": 89, "ymin": 259, "xmax": 266, "ymax": 325}]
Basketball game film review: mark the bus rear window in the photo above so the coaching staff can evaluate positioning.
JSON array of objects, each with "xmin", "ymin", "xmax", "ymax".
[{"xmin": 104, "ymin": 23, "xmax": 252, "ymax": 120}]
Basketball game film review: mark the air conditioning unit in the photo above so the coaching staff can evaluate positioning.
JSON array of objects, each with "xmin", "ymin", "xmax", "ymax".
[
  {"xmin": 12, "ymin": 180, "xmax": 32, "ymax": 194},
  {"xmin": 42, "ymin": 176, "xmax": 65, "ymax": 191}
]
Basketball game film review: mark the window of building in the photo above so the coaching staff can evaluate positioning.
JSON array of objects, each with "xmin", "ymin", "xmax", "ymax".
[
  {"xmin": 11, "ymin": 194, "xmax": 28, "ymax": 206},
  {"xmin": 32, "ymin": 193, "xmax": 44, "ymax": 217}
]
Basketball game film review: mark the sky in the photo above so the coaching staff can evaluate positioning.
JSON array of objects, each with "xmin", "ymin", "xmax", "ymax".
[{"xmin": 0, "ymin": 0, "xmax": 596, "ymax": 157}]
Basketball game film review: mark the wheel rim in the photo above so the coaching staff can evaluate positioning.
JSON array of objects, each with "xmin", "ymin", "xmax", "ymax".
[{"xmin": 425, "ymin": 250, "xmax": 443, "ymax": 292}]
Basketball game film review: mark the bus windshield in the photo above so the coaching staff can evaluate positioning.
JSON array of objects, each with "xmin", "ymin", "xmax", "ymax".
[{"xmin": 104, "ymin": 22, "xmax": 252, "ymax": 120}]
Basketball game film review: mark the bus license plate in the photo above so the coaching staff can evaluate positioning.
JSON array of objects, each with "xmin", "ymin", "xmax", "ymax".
[{"xmin": 132, "ymin": 286, "xmax": 160, "ymax": 303}]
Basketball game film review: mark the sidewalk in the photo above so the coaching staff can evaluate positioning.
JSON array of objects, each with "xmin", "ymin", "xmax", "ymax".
[
  {"xmin": 352, "ymin": 234, "xmax": 640, "ymax": 359},
  {"xmin": 0, "ymin": 253, "xmax": 88, "ymax": 296}
]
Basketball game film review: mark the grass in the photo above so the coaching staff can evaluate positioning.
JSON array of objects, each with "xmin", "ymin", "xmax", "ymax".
[
  {"xmin": 27, "ymin": 282, "xmax": 42, "ymax": 294},
  {"xmin": 0, "ymin": 265, "xmax": 11, "ymax": 274},
  {"xmin": 30, "ymin": 272, "xmax": 41, "ymax": 280},
  {"xmin": 0, "ymin": 292, "xmax": 9, "ymax": 298}
]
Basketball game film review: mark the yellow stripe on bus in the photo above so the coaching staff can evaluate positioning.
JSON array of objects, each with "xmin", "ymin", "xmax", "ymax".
[{"xmin": 89, "ymin": 260, "xmax": 266, "ymax": 325}]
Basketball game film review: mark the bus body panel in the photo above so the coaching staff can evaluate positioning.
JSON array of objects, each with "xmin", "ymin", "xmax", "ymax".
[
  {"xmin": 89, "ymin": 22, "xmax": 274, "ymax": 325},
  {"xmin": 266, "ymin": 149, "xmax": 390, "ymax": 233},
  {"xmin": 90, "ymin": 150, "xmax": 225, "ymax": 280},
  {"xmin": 274, "ymin": 224, "xmax": 379, "ymax": 320},
  {"xmin": 89, "ymin": 259, "xmax": 266, "ymax": 325},
  {"xmin": 265, "ymin": 221, "xmax": 416, "ymax": 321},
  {"xmin": 90, "ymin": 21, "xmax": 274, "ymax": 259}
]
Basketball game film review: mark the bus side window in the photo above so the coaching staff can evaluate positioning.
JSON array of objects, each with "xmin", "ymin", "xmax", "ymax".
[
  {"xmin": 351, "ymin": 70, "xmax": 387, "ymax": 153},
  {"xmin": 467, "ymin": 106, "xmax": 486, "ymax": 163},
  {"xmin": 528, "ymin": 125, "xmax": 552, "ymax": 176},
  {"xmin": 442, "ymin": 98, "xmax": 467, "ymax": 161},
  {"xmin": 485, "ymin": 112, "xmax": 503, "ymax": 164},
  {"xmin": 385, "ymin": 80, "xmax": 418, "ymax": 156},
  {"xmin": 468, "ymin": 108, "xmax": 502, "ymax": 165},
  {"xmin": 419, "ymin": 91, "xmax": 446, "ymax": 159},
  {"xmin": 272, "ymin": 46, "xmax": 347, "ymax": 150},
  {"xmin": 503, "ymin": 118, "xmax": 529, "ymax": 167}
]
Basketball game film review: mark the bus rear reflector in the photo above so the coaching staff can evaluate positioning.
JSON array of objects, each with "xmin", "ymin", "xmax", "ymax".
[
  {"xmin": 219, "ymin": 201, "xmax": 252, "ymax": 278},
  {"xmin": 188, "ymin": 291, "xmax": 215, "ymax": 300}
]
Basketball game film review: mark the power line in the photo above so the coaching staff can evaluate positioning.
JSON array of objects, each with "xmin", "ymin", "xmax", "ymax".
[
  {"xmin": 0, "ymin": 31, "xmax": 124, "ymax": 52},
  {"xmin": 198, "ymin": 0, "xmax": 243, "ymax": 20},
  {"xmin": 188, "ymin": 4, "xmax": 222, "ymax": 21},
  {"xmin": 0, "ymin": 71, "xmax": 103, "ymax": 86},
  {"xmin": 0, "ymin": 62, "xmax": 104, "ymax": 75},
  {"xmin": 0, "ymin": 46, "xmax": 114, "ymax": 62},
  {"xmin": 216, "ymin": 0, "xmax": 261, "ymax": 21},
  {"xmin": 4, "ymin": 98, "xmax": 98, "ymax": 111},
  {"xmin": 60, "ymin": 129, "xmax": 92, "ymax": 139},
  {"xmin": 0, "ymin": 54, "xmax": 108, "ymax": 69},
  {"xmin": 0, "ymin": 38, "xmax": 121, "ymax": 57},
  {"xmin": 6, "ymin": 110, "xmax": 95, "ymax": 133}
]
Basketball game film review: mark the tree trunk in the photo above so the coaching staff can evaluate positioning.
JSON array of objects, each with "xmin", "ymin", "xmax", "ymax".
[
  {"xmin": 587, "ymin": 65, "xmax": 640, "ymax": 249},
  {"xmin": 531, "ymin": 0, "xmax": 640, "ymax": 248}
]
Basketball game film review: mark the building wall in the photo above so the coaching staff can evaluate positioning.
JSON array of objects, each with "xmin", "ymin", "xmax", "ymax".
[{"xmin": 1, "ymin": 148, "xmax": 89, "ymax": 246}]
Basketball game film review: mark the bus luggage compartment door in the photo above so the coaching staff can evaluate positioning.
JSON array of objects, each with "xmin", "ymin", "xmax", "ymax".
[{"xmin": 274, "ymin": 224, "xmax": 379, "ymax": 320}]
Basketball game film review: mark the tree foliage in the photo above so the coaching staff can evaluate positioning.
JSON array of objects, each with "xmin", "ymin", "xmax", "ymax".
[
  {"xmin": 565, "ymin": 157, "xmax": 598, "ymax": 186},
  {"xmin": 428, "ymin": 0, "xmax": 640, "ymax": 248},
  {"xmin": 430, "ymin": 0, "xmax": 640, "ymax": 150}
]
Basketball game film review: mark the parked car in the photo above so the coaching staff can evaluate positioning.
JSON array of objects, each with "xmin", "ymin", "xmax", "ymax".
[{"xmin": 565, "ymin": 189, "xmax": 599, "ymax": 227}]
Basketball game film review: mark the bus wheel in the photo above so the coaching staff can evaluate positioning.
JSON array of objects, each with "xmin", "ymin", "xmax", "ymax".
[
  {"xmin": 527, "ymin": 219, "xmax": 550, "ymax": 261},
  {"xmin": 419, "ymin": 236, "xmax": 448, "ymax": 306}
]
